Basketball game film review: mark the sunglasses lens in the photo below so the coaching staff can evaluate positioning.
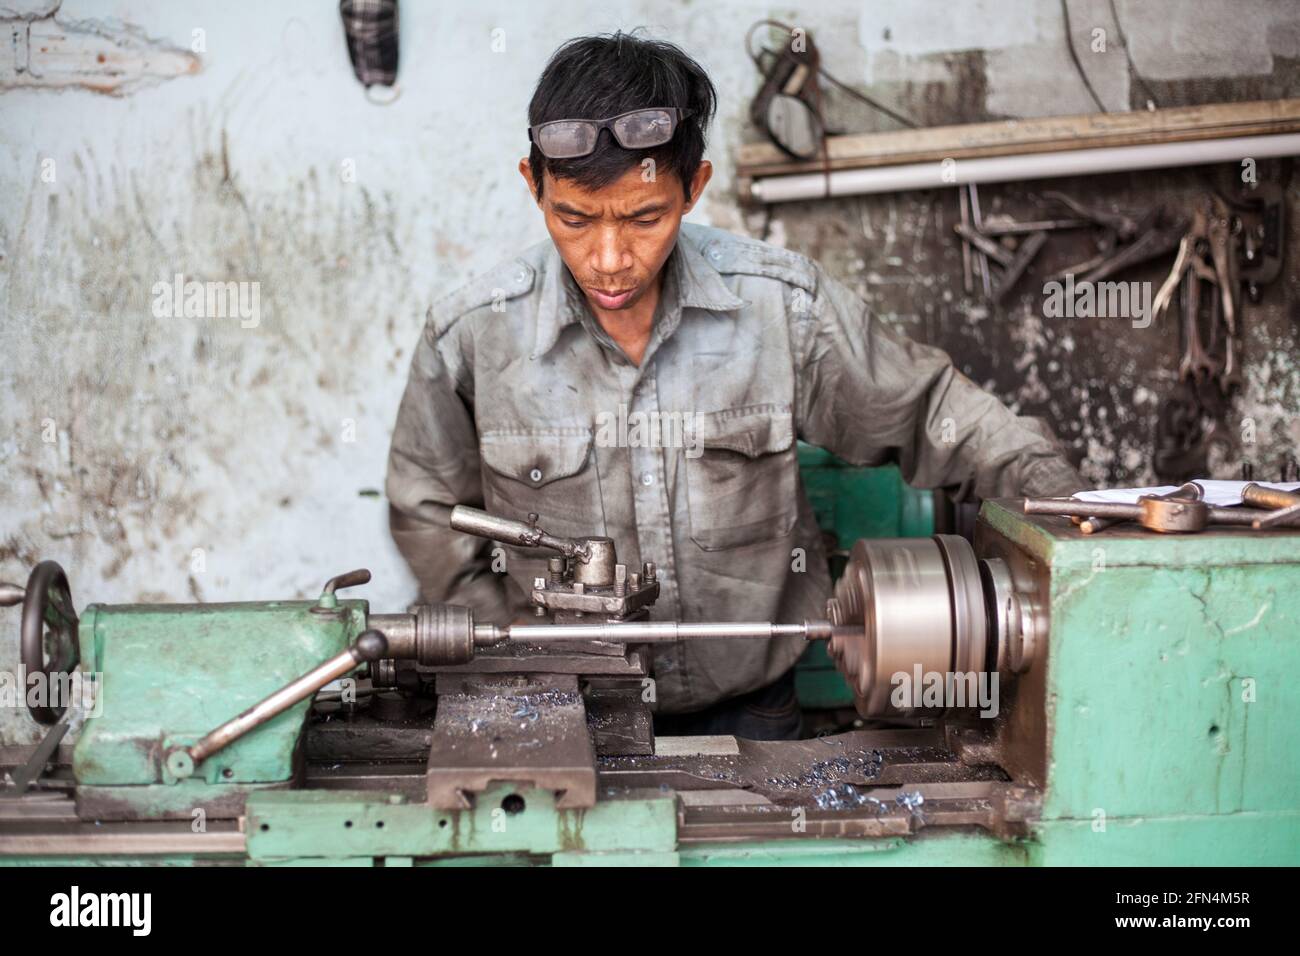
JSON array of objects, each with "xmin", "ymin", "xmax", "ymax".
[
  {"xmin": 537, "ymin": 121, "xmax": 599, "ymax": 159},
  {"xmin": 612, "ymin": 109, "xmax": 674, "ymax": 149}
]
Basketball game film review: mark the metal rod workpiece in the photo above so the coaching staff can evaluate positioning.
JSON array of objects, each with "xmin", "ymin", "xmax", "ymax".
[
  {"xmin": 504, "ymin": 620, "xmax": 834, "ymax": 643},
  {"xmin": 1241, "ymin": 483, "xmax": 1300, "ymax": 529},
  {"xmin": 1241, "ymin": 482, "xmax": 1300, "ymax": 511}
]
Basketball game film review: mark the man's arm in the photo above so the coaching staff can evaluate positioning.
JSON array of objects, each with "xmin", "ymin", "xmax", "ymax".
[
  {"xmin": 385, "ymin": 319, "xmax": 520, "ymax": 623},
  {"xmin": 793, "ymin": 265, "xmax": 1083, "ymax": 499}
]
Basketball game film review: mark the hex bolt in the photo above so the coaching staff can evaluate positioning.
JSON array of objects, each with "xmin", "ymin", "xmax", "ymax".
[
  {"xmin": 614, "ymin": 564, "xmax": 627, "ymax": 597},
  {"xmin": 643, "ymin": 561, "xmax": 656, "ymax": 584},
  {"xmin": 532, "ymin": 577, "xmax": 548, "ymax": 616},
  {"xmin": 629, "ymin": 572, "xmax": 641, "ymax": 592},
  {"xmin": 547, "ymin": 556, "xmax": 566, "ymax": 585}
]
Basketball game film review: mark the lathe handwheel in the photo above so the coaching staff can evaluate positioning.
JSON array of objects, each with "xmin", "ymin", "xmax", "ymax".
[{"xmin": 21, "ymin": 561, "xmax": 80, "ymax": 724}]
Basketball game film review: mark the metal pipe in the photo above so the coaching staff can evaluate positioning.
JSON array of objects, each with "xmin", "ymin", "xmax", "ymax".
[
  {"xmin": 504, "ymin": 620, "xmax": 832, "ymax": 643},
  {"xmin": 1241, "ymin": 483, "xmax": 1300, "ymax": 510},
  {"xmin": 1244, "ymin": 483, "xmax": 1300, "ymax": 529},
  {"xmin": 749, "ymin": 133, "xmax": 1300, "ymax": 203}
]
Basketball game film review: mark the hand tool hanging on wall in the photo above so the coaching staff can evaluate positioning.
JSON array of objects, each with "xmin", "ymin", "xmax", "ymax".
[
  {"xmin": 1229, "ymin": 183, "xmax": 1287, "ymax": 303},
  {"xmin": 1153, "ymin": 380, "xmax": 1214, "ymax": 482},
  {"xmin": 956, "ymin": 183, "xmax": 1056, "ymax": 304},
  {"xmin": 1150, "ymin": 176, "xmax": 1288, "ymax": 483},
  {"xmin": 1052, "ymin": 208, "xmax": 1185, "ymax": 285},
  {"xmin": 745, "ymin": 20, "xmax": 917, "ymax": 164},
  {"xmin": 339, "ymin": 0, "xmax": 399, "ymax": 102},
  {"xmin": 1152, "ymin": 196, "xmax": 1242, "ymax": 392},
  {"xmin": 953, "ymin": 185, "xmax": 1179, "ymax": 305},
  {"xmin": 745, "ymin": 19, "xmax": 826, "ymax": 162}
]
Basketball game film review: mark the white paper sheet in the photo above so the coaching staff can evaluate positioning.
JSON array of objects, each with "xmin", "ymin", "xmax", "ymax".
[{"xmin": 1073, "ymin": 480, "xmax": 1300, "ymax": 508}]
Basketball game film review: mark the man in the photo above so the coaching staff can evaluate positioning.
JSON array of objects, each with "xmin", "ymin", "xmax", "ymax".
[{"xmin": 385, "ymin": 33, "xmax": 1081, "ymax": 740}]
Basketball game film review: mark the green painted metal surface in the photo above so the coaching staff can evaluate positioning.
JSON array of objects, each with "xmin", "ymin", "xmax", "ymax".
[
  {"xmin": 1026, "ymin": 813, "xmax": 1300, "ymax": 865},
  {"xmin": 797, "ymin": 445, "xmax": 934, "ymax": 542},
  {"xmin": 981, "ymin": 500, "xmax": 1300, "ymax": 861},
  {"xmin": 74, "ymin": 599, "xmax": 366, "ymax": 798},
  {"xmin": 245, "ymin": 783, "xmax": 678, "ymax": 865},
  {"xmin": 795, "ymin": 445, "xmax": 934, "ymax": 708},
  {"xmin": 681, "ymin": 832, "xmax": 1030, "ymax": 866}
]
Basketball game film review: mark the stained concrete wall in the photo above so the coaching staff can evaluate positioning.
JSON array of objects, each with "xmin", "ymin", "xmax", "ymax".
[{"xmin": 1, "ymin": 0, "xmax": 1297, "ymax": 743}]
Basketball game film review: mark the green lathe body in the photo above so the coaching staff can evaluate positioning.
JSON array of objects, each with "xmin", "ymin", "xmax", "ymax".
[
  {"xmin": 976, "ymin": 501, "xmax": 1300, "ymax": 864},
  {"xmin": 3, "ymin": 473, "xmax": 1298, "ymax": 866},
  {"xmin": 72, "ymin": 599, "xmax": 366, "ymax": 816}
]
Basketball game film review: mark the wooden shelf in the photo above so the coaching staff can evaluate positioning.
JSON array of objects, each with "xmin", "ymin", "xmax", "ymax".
[{"xmin": 735, "ymin": 98, "xmax": 1300, "ymax": 180}]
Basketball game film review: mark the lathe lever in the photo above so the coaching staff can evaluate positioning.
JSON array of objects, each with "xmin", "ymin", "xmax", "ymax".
[
  {"xmin": 321, "ymin": 568, "xmax": 372, "ymax": 596},
  {"xmin": 165, "ymin": 630, "xmax": 388, "ymax": 780},
  {"xmin": 450, "ymin": 505, "xmax": 590, "ymax": 559}
]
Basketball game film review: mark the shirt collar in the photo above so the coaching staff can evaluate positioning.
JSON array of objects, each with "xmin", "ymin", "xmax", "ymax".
[{"xmin": 533, "ymin": 231, "xmax": 745, "ymax": 359}]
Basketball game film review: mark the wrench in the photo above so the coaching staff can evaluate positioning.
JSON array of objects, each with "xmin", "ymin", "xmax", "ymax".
[
  {"xmin": 1206, "ymin": 196, "xmax": 1241, "ymax": 391},
  {"xmin": 1178, "ymin": 265, "xmax": 1220, "ymax": 384},
  {"xmin": 1078, "ymin": 481, "xmax": 1203, "ymax": 534}
]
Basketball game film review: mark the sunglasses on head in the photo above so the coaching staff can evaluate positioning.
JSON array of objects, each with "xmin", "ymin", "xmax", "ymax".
[{"xmin": 528, "ymin": 107, "xmax": 693, "ymax": 159}]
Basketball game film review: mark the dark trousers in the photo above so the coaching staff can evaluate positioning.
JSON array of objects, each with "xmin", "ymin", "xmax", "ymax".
[{"xmin": 653, "ymin": 668, "xmax": 802, "ymax": 741}]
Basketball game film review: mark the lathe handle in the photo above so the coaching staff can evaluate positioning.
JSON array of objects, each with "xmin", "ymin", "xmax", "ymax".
[
  {"xmin": 450, "ymin": 505, "xmax": 588, "ymax": 558},
  {"xmin": 165, "ymin": 630, "xmax": 388, "ymax": 779}
]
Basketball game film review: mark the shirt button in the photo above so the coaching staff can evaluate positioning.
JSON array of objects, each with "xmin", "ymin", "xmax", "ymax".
[
  {"xmin": 640, "ymin": 472, "xmax": 654, "ymax": 486},
  {"xmin": 529, "ymin": 468, "xmax": 543, "ymax": 483}
]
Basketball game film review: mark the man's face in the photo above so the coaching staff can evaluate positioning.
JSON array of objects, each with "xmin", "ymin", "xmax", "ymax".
[{"xmin": 519, "ymin": 160, "xmax": 712, "ymax": 314}]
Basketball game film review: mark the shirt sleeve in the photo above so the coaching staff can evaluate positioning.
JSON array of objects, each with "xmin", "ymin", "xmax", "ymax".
[
  {"xmin": 384, "ymin": 317, "xmax": 522, "ymax": 623},
  {"xmin": 792, "ymin": 265, "xmax": 1083, "ymax": 500}
]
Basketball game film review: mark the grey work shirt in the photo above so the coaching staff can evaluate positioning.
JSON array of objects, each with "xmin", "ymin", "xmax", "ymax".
[{"xmin": 385, "ymin": 222, "xmax": 1081, "ymax": 714}]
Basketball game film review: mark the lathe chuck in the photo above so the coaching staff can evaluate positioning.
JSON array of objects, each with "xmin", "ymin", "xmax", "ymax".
[{"xmin": 826, "ymin": 535, "xmax": 1038, "ymax": 718}]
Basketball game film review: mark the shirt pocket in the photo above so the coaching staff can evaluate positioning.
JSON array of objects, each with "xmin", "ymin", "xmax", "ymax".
[
  {"xmin": 478, "ymin": 428, "xmax": 604, "ymax": 539},
  {"xmin": 685, "ymin": 404, "xmax": 798, "ymax": 551}
]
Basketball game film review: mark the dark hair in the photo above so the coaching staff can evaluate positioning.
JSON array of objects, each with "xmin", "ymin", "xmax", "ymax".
[{"xmin": 526, "ymin": 32, "xmax": 717, "ymax": 200}]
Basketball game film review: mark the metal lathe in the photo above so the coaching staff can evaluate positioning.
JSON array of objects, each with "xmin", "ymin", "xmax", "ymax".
[{"xmin": 1, "ymin": 463, "xmax": 1297, "ymax": 866}]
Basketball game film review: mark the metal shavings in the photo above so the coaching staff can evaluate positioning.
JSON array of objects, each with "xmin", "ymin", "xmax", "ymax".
[
  {"xmin": 813, "ymin": 782, "xmax": 888, "ymax": 812},
  {"xmin": 895, "ymin": 790, "xmax": 925, "ymax": 813},
  {"xmin": 765, "ymin": 749, "xmax": 884, "ymax": 792}
]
